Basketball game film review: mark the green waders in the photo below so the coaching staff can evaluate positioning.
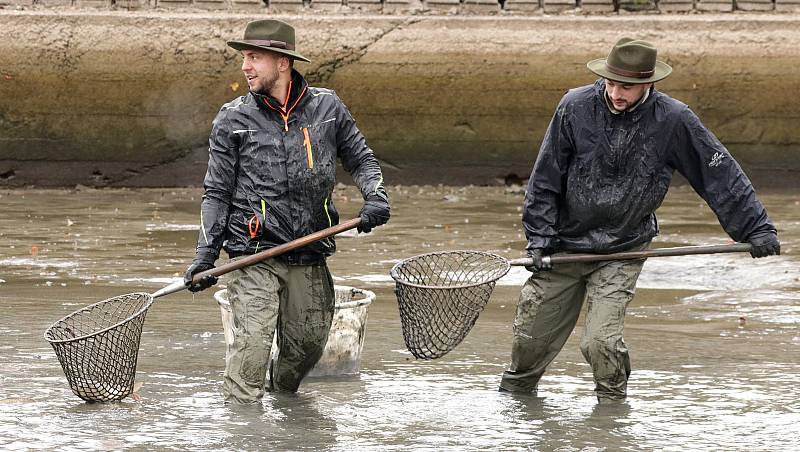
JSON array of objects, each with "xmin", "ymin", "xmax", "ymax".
[
  {"xmin": 224, "ymin": 257, "xmax": 335, "ymax": 403},
  {"xmin": 500, "ymin": 250, "xmax": 646, "ymax": 402}
]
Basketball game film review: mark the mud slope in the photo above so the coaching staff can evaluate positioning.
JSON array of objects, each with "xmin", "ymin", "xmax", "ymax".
[{"xmin": 1, "ymin": 12, "xmax": 798, "ymax": 187}]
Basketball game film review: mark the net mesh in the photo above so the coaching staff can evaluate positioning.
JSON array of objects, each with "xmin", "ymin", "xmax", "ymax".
[
  {"xmin": 44, "ymin": 293, "xmax": 154, "ymax": 402},
  {"xmin": 390, "ymin": 251, "xmax": 510, "ymax": 359}
]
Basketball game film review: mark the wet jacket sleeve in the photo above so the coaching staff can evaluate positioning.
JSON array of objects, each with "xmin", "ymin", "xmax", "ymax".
[
  {"xmin": 334, "ymin": 94, "xmax": 388, "ymax": 203},
  {"xmin": 195, "ymin": 109, "xmax": 239, "ymax": 261},
  {"xmin": 522, "ymin": 100, "xmax": 574, "ymax": 253},
  {"xmin": 669, "ymin": 107, "xmax": 776, "ymax": 242}
]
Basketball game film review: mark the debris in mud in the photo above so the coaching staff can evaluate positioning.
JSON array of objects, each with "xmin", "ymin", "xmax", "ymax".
[
  {"xmin": 0, "ymin": 169, "xmax": 15, "ymax": 180},
  {"xmin": 130, "ymin": 382, "xmax": 144, "ymax": 401},
  {"xmin": 499, "ymin": 173, "xmax": 527, "ymax": 186},
  {"xmin": 504, "ymin": 185, "xmax": 525, "ymax": 195}
]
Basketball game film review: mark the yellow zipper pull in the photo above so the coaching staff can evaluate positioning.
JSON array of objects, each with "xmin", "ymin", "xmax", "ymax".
[{"xmin": 323, "ymin": 197, "xmax": 332, "ymax": 227}]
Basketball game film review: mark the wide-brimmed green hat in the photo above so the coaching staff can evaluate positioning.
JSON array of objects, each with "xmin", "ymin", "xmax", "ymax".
[
  {"xmin": 587, "ymin": 37, "xmax": 671, "ymax": 84},
  {"xmin": 227, "ymin": 19, "xmax": 310, "ymax": 63}
]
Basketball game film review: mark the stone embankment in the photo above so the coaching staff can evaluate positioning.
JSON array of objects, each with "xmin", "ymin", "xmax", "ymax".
[
  {"xmin": 1, "ymin": 10, "xmax": 799, "ymax": 187},
  {"xmin": 3, "ymin": 0, "xmax": 800, "ymax": 13}
]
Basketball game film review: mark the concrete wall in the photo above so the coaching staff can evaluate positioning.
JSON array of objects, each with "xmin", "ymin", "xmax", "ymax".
[{"xmin": 1, "ymin": 11, "xmax": 799, "ymax": 187}]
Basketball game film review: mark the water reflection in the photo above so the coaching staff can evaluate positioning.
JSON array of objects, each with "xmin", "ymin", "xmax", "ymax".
[{"xmin": 0, "ymin": 186, "xmax": 798, "ymax": 450}]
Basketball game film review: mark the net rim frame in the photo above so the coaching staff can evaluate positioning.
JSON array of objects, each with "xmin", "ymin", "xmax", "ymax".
[
  {"xmin": 389, "ymin": 250, "xmax": 511, "ymax": 290},
  {"xmin": 43, "ymin": 292, "xmax": 155, "ymax": 345}
]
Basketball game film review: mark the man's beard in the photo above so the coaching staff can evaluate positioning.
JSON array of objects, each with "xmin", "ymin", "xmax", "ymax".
[{"xmin": 253, "ymin": 68, "xmax": 280, "ymax": 96}]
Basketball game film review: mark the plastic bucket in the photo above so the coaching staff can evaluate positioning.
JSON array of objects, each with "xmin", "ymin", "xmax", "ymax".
[{"xmin": 213, "ymin": 285, "xmax": 375, "ymax": 377}]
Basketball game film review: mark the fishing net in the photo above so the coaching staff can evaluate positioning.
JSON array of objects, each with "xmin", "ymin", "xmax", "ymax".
[
  {"xmin": 44, "ymin": 293, "xmax": 154, "ymax": 402},
  {"xmin": 390, "ymin": 251, "xmax": 510, "ymax": 359}
]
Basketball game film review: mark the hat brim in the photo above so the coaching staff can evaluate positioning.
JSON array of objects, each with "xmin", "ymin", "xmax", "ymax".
[
  {"xmin": 587, "ymin": 58, "xmax": 672, "ymax": 84},
  {"xmin": 227, "ymin": 40, "xmax": 311, "ymax": 63}
]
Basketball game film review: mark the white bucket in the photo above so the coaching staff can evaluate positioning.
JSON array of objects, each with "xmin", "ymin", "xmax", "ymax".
[{"xmin": 213, "ymin": 285, "xmax": 375, "ymax": 377}]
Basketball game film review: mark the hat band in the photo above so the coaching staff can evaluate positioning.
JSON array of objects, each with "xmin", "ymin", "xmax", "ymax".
[
  {"xmin": 605, "ymin": 62, "xmax": 654, "ymax": 79},
  {"xmin": 247, "ymin": 39, "xmax": 296, "ymax": 51}
]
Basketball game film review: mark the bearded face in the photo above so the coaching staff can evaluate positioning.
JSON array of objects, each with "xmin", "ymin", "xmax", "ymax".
[
  {"xmin": 241, "ymin": 49, "xmax": 281, "ymax": 96},
  {"xmin": 604, "ymin": 79, "xmax": 652, "ymax": 112}
]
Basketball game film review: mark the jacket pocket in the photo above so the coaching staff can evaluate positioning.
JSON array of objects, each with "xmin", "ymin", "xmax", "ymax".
[{"xmin": 304, "ymin": 118, "xmax": 336, "ymax": 173}]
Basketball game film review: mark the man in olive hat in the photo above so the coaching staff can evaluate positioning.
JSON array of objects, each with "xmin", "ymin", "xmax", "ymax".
[
  {"xmin": 184, "ymin": 19, "xmax": 390, "ymax": 403},
  {"xmin": 499, "ymin": 38, "xmax": 780, "ymax": 403}
]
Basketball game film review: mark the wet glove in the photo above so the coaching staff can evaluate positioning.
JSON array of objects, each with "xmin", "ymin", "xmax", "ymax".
[
  {"xmin": 524, "ymin": 249, "xmax": 550, "ymax": 273},
  {"xmin": 358, "ymin": 194, "xmax": 390, "ymax": 234},
  {"xmin": 747, "ymin": 231, "xmax": 780, "ymax": 258},
  {"xmin": 184, "ymin": 250, "xmax": 218, "ymax": 292}
]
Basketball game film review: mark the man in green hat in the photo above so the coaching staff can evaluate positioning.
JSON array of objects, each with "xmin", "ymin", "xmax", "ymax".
[
  {"xmin": 499, "ymin": 38, "xmax": 780, "ymax": 403},
  {"xmin": 184, "ymin": 19, "xmax": 390, "ymax": 403}
]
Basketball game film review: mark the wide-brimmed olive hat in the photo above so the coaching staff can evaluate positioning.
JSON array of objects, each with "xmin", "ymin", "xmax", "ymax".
[
  {"xmin": 587, "ymin": 37, "xmax": 671, "ymax": 84},
  {"xmin": 227, "ymin": 19, "xmax": 310, "ymax": 63}
]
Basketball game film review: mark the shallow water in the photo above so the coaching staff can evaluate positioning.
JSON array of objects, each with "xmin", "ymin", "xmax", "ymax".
[{"xmin": 1, "ymin": 185, "xmax": 798, "ymax": 451}]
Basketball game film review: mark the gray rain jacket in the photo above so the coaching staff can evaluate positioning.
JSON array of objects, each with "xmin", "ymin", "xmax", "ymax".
[
  {"xmin": 195, "ymin": 70, "xmax": 386, "ymax": 263},
  {"xmin": 523, "ymin": 79, "xmax": 775, "ymax": 254}
]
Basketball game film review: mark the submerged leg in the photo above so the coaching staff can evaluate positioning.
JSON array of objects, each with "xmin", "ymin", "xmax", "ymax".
[
  {"xmin": 500, "ymin": 264, "xmax": 586, "ymax": 393},
  {"xmin": 580, "ymin": 257, "xmax": 645, "ymax": 403},
  {"xmin": 224, "ymin": 259, "xmax": 281, "ymax": 404},
  {"xmin": 269, "ymin": 262, "xmax": 335, "ymax": 393}
]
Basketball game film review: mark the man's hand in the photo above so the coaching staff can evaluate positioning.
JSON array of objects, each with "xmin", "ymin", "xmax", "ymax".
[
  {"xmin": 748, "ymin": 231, "xmax": 780, "ymax": 258},
  {"xmin": 184, "ymin": 253, "xmax": 218, "ymax": 292},
  {"xmin": 524, "ymin": 249, "xmax": 550, "ymax": 273},
  {"xmin": 358, "ymin": 194, "xmax": 390, "ymax": 234}
]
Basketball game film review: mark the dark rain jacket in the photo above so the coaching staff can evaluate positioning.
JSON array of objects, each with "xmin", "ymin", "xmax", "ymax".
[
  {"xmin": 523, "ymin": 79, "xmax": 776, "ymax": 254},
  {"xmin": 195, "ymin": 70, "xmax": 387, "ymax": 264}
]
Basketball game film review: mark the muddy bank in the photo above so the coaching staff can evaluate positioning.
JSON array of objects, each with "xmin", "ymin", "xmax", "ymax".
[{"xmin": 1, "ymin": 11, "xmax": 799, "ymax": 187}]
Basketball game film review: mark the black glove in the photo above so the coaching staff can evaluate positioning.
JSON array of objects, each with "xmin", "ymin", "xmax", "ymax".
[
  {"xmin": 524, "ymin": 249, "xmax": 550, "ymax": 273},
  {"xmin": 358, "ymin": 194, "xmax": 390, "ymax": 234},
  {"xmin": 184, "ymin": 251, "xmax": 218, "ymax": 293},
  {"xmin": 748, "ymin": 231, "xmax": 780, "ymax": 258}
]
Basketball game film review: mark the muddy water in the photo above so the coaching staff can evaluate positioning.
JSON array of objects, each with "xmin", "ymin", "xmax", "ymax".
[{"xmin": 1, "ymin": 185, "xmax": 798, "ymax": 450}]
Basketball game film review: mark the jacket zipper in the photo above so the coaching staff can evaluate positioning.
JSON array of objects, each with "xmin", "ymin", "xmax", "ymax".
[
  {"xmin": 280, "ymin": 80, "xmax": 292, "ymax": 132},
  {"xmin": 302, "ymin": 127, "xmax": 313, "ymax": 169},
  {"xmin": 262, "ymin": 82, "xmax": 308, "ymax": 132}
]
